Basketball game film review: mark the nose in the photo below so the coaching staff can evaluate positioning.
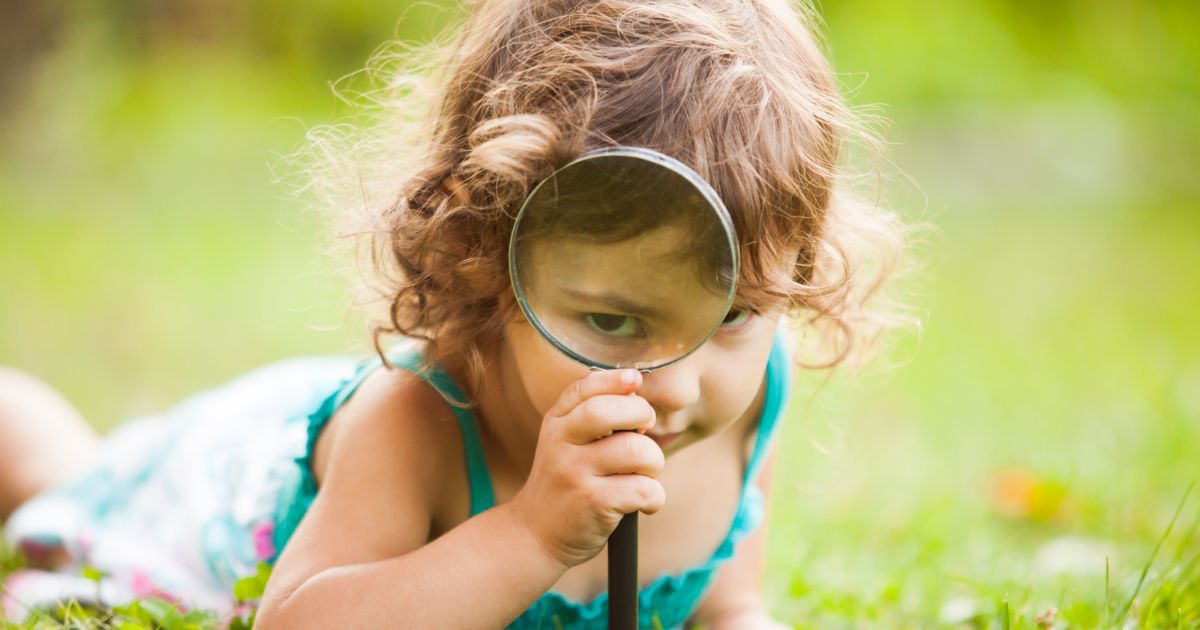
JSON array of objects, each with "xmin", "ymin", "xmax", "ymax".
[{"xmin": 637, "ymin": 354, "xmax": 702, "ymax": 430}]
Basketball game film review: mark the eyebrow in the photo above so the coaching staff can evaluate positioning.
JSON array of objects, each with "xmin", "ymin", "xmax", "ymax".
[{"xmin": 556, "ymin": 287, "xmax": 665, "ymax": 318}]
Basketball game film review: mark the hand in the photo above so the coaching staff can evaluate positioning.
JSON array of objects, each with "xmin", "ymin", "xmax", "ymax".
[
  {"xmin": 707, "ymin": 608, "xmax": 793, "ymax": 630},
  {"xmin": 508, "ymin": 368, "xmax": 665, "ymax": 568}
]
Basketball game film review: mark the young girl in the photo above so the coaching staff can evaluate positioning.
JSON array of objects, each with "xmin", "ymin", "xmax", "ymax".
[{"xmin": 0, "ymin": 0, "xmax": 908, "ymax": 627}]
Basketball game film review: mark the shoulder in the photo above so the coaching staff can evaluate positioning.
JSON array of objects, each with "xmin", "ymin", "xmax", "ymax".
[
  {"xmin": 262, "ymin": 359, "xmax": 473, "ymax": 608},
  {"xmin": 310, "ymin": 359, "xmax": 469, "ymax": 523}
]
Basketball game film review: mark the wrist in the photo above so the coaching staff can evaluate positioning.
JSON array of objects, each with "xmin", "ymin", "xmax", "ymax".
[{"xmin": 493, "ymin": 502, "xmax": 571, "ymax": 575}]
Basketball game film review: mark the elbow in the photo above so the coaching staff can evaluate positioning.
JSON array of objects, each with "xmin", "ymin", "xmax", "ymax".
[
  {"xmin": 255, "ymin": 578, "xmax": 310, "ymax": 630},
  {"xmin": 253, "ymin": 597, "xmax": 293, "ymax": 630},
  {"xmin": 255, "ymin": 567, "xmax": 354, "ymax": 629}
]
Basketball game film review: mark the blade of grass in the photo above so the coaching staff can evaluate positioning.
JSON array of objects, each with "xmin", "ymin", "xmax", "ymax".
[
  {"xmin": 1141, "ymin": 585, "xmax": 1164, "ymax": 629},
  {"xmin": 1168, "ymin": 497, "xmax": 1200, "ymax": 569},
  {"xmin": 1106, "ymin": 555, "xmax": 1111, "ymax": 627},
  {"xmin": 1115, "ymin": 482, "xmax": 1194, "ymax": 625},
  {"xmin": 1165, "ymin": 496, "xmax": 1200, "ymax": 604},
  {"xmin": 0, "ymin": 588, "xmax": 63, "ymax": 630}
]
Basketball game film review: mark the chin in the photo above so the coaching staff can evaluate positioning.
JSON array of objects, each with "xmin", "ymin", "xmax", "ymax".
[{"xmin": 660, "ymin": 433, "xmax": 697, "ymax": 456}]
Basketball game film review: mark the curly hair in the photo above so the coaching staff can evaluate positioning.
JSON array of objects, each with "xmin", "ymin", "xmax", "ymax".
[{"xmin": 298, "ymin": 0, "xmax": 918, "ymax": 400}]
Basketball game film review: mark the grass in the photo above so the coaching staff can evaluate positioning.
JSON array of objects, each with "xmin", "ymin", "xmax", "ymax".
[
  {"xmin": 0, "ymin": 559, "xmax": 268, "ymax": 629},
  {"xmin": 2, "ymin": 7, "xmax": 1199, "ymax": 628},
  {"xmin": 759, "ymin": 200, "xmax": 1200, "ymax": 627}
]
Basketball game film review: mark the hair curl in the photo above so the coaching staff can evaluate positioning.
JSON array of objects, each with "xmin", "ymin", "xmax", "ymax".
[{"xmin": 297, "ymin": 0, "xmax": 920, "ymax": 401}]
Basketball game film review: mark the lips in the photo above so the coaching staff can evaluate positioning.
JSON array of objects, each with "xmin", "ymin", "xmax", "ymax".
[{"xmin": 647, "ymin": 432, "xmax": 682, "ymax": 448}]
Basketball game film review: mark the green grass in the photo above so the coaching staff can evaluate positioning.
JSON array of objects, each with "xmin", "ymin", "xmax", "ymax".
[
  {"xmin": 3, "ymin": 4, "xmax": 1199, "ymax": 628},
  {"xmin": 756, "ymin": 199, "xmax": 1200, "ymax": 628},
  {"xmin": 0, "ymin": 560, "xmax": 268, "ymax": 629}
]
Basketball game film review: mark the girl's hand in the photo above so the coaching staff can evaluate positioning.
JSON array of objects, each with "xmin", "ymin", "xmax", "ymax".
[{"xmin": 508, "ymin": 368, "xmax": 664, "ymax": 568}]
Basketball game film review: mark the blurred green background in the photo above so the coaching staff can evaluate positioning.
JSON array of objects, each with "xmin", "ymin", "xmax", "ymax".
[{"xmin": 2, "ymin": 1, "xmax": 1198, "ymax": 627}]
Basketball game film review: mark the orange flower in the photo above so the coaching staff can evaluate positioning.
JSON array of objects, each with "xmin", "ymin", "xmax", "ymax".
[{"xmin": 989, "ymin": 468, "xmax": 1070, "ymax": 522}]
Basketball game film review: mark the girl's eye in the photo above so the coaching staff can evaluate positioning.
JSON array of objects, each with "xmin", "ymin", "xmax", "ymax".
[
  {"xmin": 721, "ymin": 309, "xmax": 752, "ymax": 327},
  {"xmin": 584, "ymin": 313, "xmax": 642, "ymax": 337}
]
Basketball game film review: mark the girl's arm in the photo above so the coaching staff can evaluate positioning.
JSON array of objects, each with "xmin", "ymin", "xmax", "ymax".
[
  {"xmin": 258, "ymin": 503, "xmax": 567, "ymax": 628},
  {"xmin": 687, "ymin": 443, "xmax": 791, "ymax": 629},
  {"xmin": 255, "ymin": 369, "xmax": 569, "ymax": 629},
  {"xmin": 257, "ymin": 366, "xmax": 665, "ymax": 629}
]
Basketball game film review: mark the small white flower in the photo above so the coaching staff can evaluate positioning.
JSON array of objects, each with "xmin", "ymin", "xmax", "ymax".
[
  {"xmin": 939, "ymin": 596, "xmax": 979, "ymax": 624},
  {"xmin": 1033, "ymin": 535, "xmax": 1115, "ymax": 577}
]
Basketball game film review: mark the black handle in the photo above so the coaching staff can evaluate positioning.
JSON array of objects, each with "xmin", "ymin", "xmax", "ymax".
[{"xmin": 608, "ymin": 511, "xmax": 638, "ymax": 629}]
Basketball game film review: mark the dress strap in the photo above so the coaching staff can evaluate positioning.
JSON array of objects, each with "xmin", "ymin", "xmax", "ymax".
[
  {"xmin": 383, "ymin": 348, "xmax": 497, "ymax": 516},
  {"xmin": 741, "ymin": 329, "xmax": 793, "ymax": 490},
  {"xmin": 709, "ymin": 327, "xmax": 793, "ymax": 563}
]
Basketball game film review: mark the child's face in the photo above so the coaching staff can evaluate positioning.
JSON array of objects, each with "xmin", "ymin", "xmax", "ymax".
[
  {"xmin": 516, "ymin": 223, "xmax": 737, "ymax": 370},
  {"xmin": 501, "ymin": 255, "xmax": 790, "ymax": 455}
]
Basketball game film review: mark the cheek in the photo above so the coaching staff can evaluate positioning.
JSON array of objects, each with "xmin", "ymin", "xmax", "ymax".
[
  {"xmin": 507, "ymin": 322, "xmax": 591, "ymax": 415},
  {"xmin": 701, "ymin": 372, "xmax": 756, "ymax": 430},
  {"xmin": 700, "ymin": 323, "xmax": 779, "ymax": 428}
]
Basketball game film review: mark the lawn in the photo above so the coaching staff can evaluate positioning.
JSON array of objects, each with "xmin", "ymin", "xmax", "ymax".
[{"xmin": 2, "ymin": 2, "xmax": 1198, "ymax": 628}]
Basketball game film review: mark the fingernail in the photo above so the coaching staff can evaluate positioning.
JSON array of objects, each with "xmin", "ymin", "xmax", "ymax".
[{"xmin": 620, "ymin": 370, "xmax": 636, "ymax": 386}]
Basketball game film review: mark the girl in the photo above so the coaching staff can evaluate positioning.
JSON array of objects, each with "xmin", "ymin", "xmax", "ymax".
[{"xmin": 0, "ymin": 0, "xmax": 908, "ymax": 627}]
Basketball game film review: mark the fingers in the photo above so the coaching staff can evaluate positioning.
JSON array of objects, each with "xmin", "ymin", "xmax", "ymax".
[
  {"xmin": 560, "ymin": 394, "xmax": 656, "ymax": 445},
  {"xmin": 586, "ymin": 431, "xmax": 665, "ymax": 477},
  {"xmin": 592, "ymin": 474, "xmax": 667, "ymax": 516},
  {"xmin": 542, "ymin": 369, "xmax": 664, "ymax": 521},
  {"xmin": 549, "ymin": 369, "xmax": 642, "ymax": 418}
]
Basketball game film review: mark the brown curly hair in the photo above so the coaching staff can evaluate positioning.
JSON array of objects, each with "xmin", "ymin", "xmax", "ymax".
[{"xmin": 299, "ymin": 0, "xmax": 917, "ymax": 400}]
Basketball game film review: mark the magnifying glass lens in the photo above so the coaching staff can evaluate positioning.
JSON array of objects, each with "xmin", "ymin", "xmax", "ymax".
[{"xmin": 509, "ymin": 148, "xmax": 737, "ymax": 371}]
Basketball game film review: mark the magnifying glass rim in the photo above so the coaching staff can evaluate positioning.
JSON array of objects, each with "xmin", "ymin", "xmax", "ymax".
[{"xmin": 508, "ymin": 145, "xmax": 739, "ymax": 371}]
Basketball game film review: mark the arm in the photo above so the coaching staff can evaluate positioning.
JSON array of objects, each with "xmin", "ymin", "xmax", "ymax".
[
  {"xmin": 687, "ymin": 442, "xmax": 790, "ymax": 629},
  {"xmin": 258, "ymin": 503, "xmax": 566, "ymax": 628},
  {"xmin": 256, "ymin": 369, "xmax": 569, "ymax": 629}
]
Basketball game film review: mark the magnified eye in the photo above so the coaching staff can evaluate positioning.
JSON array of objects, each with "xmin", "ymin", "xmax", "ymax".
[
  {"xmin": 585, "ymin": 313, "xmax": 643, "ymax": 338},
  {"xmin": 721, "ymin": 309, "xmax": 751, "ymax": 327}
]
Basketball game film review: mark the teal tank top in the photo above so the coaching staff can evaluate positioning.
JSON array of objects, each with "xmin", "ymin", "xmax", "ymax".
[{"xmin": 272, "ymin": 332, "xmax": 792, "ymax": 629}]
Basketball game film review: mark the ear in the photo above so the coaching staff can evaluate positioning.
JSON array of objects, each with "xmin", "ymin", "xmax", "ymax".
[{"xmin": 442, "ymin": 175, "xmax": 471, "ymax": 206}]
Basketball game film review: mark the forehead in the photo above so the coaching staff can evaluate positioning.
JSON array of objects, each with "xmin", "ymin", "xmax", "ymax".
[
  {"xmin": 523, "ymin": 226, "xmax": 726, "ymax": 303},
  {"xmin": 513, "ymin": 226, "xmax": 736, "ymax": 367}
]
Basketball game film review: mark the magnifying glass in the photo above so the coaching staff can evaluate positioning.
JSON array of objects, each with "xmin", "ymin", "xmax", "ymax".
[{"xmin": 508, "ymin": 146, "xmax": 738, "ymax": 629}]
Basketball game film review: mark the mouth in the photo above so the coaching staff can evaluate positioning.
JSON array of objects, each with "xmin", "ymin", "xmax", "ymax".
[{"xmin": 647, "ymin": 432, "xmax": 683, "ymax": 449}]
